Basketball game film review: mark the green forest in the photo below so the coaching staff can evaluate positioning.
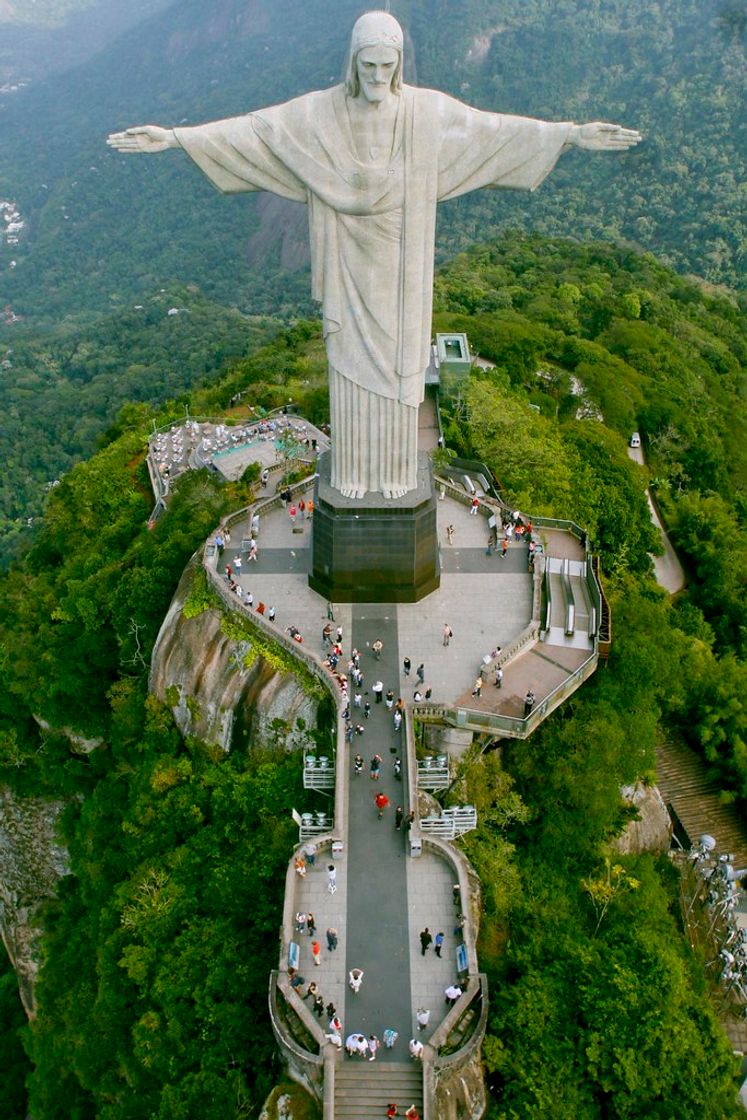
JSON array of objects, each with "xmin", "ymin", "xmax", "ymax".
[
  {"xmin": 0, "ymin": 236, "xmax": 745, "ymax": 1117},
  {"xmin": 0, "ymin": 286, "xmax": 280, "ymax": 565}
]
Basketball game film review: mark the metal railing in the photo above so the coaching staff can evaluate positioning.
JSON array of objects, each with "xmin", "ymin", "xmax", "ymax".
[
  {"xmin": 420, "ymin": 806, "xmax": 478, "ymax": 838},
  {"xmin": 414, "ymin": 644, "xmax": 598, "ymax": 740},
  {"xmin": 562, "ymin": 557, "xmax": 575, "ymax": 635}
]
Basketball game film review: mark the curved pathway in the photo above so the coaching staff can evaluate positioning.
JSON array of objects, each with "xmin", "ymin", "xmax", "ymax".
[{"xmin": 628, "ymin": 443, "xmax": 686, "ymax": 594}]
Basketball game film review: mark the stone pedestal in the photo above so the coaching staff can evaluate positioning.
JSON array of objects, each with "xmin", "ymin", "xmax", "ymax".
[{"xmin": 309, "ymin": 452, "xmax": 440, "ymax": 603}]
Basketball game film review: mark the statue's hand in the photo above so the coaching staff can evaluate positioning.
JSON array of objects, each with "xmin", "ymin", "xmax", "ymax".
[
  {"xmin": 571, "ymin": 122, "xmax": 642, "ymax": 151},
  {"xmin": 106, "ymin": 125, "xmax": 178, "ymax": 153}
]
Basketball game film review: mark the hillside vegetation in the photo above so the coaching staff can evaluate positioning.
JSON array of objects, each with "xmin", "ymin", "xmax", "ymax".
[
  {"xmin": 0, "ymin": 286, "xmax": 280, "ymax": 565},
  {"xmin": 0, "ymin": 238, "xmax": 745, "ymax": 1116}
]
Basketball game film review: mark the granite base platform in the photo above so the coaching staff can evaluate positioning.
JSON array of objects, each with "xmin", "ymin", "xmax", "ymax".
[{"xmin": 309, "ymin": 452, "xmax": 440, "ymax": 603}]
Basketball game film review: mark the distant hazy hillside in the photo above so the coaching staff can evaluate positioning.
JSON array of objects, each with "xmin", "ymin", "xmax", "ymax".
[
  {"xmin": 0, "ymin": 0, "xmax": 174, "ymax": 84},
  {"xmin": 0, "ymin": 0, "xmax": 744, "ymax": 328}
]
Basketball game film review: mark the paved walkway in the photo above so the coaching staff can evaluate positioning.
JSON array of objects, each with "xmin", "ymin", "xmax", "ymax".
[
  {"xmin": 627, "ymin": 443, "xmax": 686, "ymax": 594},
  {"xmin": 222, "ymin": 492, "xmax": 537, "ymax": 712},
  {"xmin": 223, "ymin": 492, "xmax": 531, "ymax": 1078},
  {"xmin": 291, "ymin": 612, "xmax": 459, "ymax": 1065}
]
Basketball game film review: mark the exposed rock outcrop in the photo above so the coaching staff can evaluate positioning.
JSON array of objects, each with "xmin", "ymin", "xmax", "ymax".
[
  {"xmin": 150, "ymin": 558, "xmax": 320, "ymax": 752},
  {"xmin": 615, "ymin": 782, "xmax": 672, "ymax": 855},
  {"xmin": 0, "ymin": 786, "xmax": 69, "ymax": 1018}
]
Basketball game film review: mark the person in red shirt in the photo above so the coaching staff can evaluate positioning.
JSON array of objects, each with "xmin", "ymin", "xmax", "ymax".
[{"xmin": 375, "ymin": 792, "xmax": 390, "ymax": 818}]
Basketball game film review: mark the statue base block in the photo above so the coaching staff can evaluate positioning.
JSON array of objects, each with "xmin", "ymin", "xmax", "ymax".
[{"xmin": 309, "ymin": 452, "xmax": 440, "ymax": 603}]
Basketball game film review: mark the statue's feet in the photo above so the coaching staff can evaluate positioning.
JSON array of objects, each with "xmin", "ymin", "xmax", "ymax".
[
  {"xmin": 340, "ymin": 486, "xmax": 367, "ymax": 499},
  {"xmin": 383, "ymin": 486, "xmax": 407, "ymax": 500}
]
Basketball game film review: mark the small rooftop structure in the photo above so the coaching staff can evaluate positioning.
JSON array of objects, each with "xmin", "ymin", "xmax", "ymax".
[{"xmin": 425, "ymin": 332, "xmax": 472, "ymax": 389}]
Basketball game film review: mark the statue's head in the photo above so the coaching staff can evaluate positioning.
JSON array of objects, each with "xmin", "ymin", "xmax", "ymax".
[{"xmin": 345, "ymin": 10, "xmax": 404, "ymax": 99}]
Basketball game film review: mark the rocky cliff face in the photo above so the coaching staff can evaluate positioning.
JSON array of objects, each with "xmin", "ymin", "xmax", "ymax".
[
  {"xmin": 615, "ymin": 782, "xmax": 672, "ymax": 855},
  {"xmin": 0, "ymin": 786, "xmax": 69, "ymax": 1018},
  {"xmin": 150, "ymin": 558, "xmax": 321, "ymax": 753},
  {"xmin": 1, "ymin": 558, "xmax": 321, "ymax": 1020}
]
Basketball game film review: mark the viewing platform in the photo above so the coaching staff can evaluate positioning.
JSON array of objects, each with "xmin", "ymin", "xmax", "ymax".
[{"xmin": 191, "ymin": 448, "xmax": 605, "ymax": 1117}]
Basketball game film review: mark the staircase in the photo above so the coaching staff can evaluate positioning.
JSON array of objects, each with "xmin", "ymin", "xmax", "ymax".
[
  {"xmin": 334, "ymin": 1060, "xmax": 423, "ymax": 1119},
  {"xmin": 655, "ymin": 734, "xmax": 747, "ymax": 866}
]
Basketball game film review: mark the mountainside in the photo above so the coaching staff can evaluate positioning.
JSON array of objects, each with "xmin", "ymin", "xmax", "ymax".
[
  {"xmin": 0, "ymin": 237, "xmax": 744, "ymax": 1118},
  {"xmin": 0, "ymin": 0, "xmax": 175, "ymax": 85},
  {"xmin": 0, "ymin": 285, "xmax": 280, "ymax": 564},
  {"xmin": 0, "ymin": 0, "xmax": 744, "ymax": 331}
]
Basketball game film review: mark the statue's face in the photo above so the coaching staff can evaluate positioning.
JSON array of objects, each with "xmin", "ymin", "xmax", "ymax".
[{"xmin": 355, "ymin": 45, "xmax": 399, "ymax": 103}]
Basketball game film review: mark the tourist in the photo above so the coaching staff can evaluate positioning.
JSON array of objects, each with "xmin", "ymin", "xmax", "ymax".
[
  {"xmin": 408, "ymin": 1039, "xmax": 424, "ymax": 1062},
  {"xmin": 349, "ymin": 968, "xmax": 364, "ymax": 993},
  {"xmin": 419, "ymin": 928, "xmax": 432, "ymax": 955},
  {"xmin": 416, "ymin": 1007, "xmax": 431, "ymax": 1031},
  {"xmin": 445, "ymin": 983, "xmax": 462, "ymax": 1007},
  {"xmin": 443, "ymin": 623, "xmax": 453, "ymax": 647},
  {"xmin": 375, "ymin": 792, "xmax": 390, "ymax": 819}
]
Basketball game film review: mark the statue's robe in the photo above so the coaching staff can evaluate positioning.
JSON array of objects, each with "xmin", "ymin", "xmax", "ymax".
[{"xmin": 175, "ymin": 85, "xmax": 571, "ymax": 495}]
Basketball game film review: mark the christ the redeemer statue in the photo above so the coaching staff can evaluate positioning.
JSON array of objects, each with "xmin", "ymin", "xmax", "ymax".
[{"xmin": 108, "ymin": 10, "xmax": 640, "ymax": 501}]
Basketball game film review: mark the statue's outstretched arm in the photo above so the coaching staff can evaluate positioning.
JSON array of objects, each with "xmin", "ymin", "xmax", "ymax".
[
  {"xmin": 106, "ymin": 125, "xmax": 180, "ymax": 153},
  {"xmin": 568, "ymin": 122, "xmax": 642, "ymax": 151}
]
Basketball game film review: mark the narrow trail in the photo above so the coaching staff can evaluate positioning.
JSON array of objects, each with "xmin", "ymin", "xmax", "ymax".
[{"xmin": 627, "ymin": 443, "xmax": 686, "ymax": 594}]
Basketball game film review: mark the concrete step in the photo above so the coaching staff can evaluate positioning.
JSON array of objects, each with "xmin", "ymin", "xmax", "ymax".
[{"xmin": 334, "ymin": 1060, "xmax": 423, "ymax": 1119}]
